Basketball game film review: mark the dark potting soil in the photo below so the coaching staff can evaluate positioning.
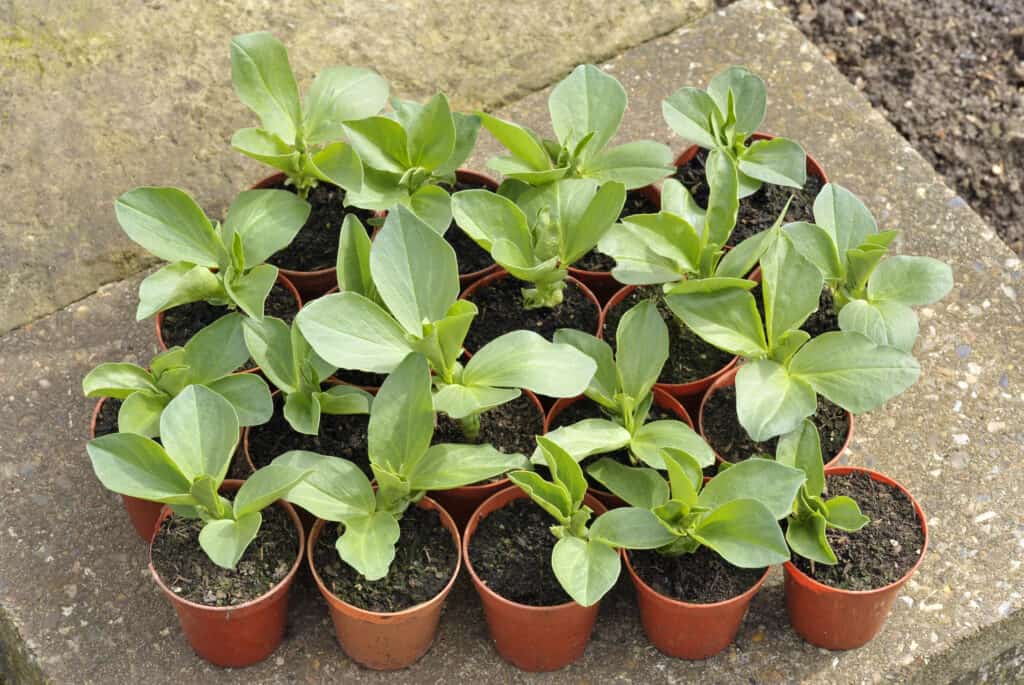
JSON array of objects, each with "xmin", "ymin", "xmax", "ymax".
[
  {"xmin": 150, "ymin": 503, "xmax": 298, "ymax": 606},
  {"xmin": 702, "ymin": 385, "xmax": 849, "ymax": 463},
  {"xmin": 462, "ymin": 275, "xmax": 599, "ymax": 351},
  {"xmin": 792, "ymin": 471, "xmax": 924, "ymax": 591},
  {"xmin": 749, "ymin": 283, "xmax": 839, "ymax": 339},
  {"xmin": 468, "ymin": 498, "xmax": 572, "ymax": 606},
  {"xmin": 628, "ymin": 545, "xmax": 764, "ymax": 603},
  {"xmin": 160, "ymin": 283, "xmax": 298, "ymax": 353},
  {"xmin": 433, "ymin": 393, "xmax": 543, "ymax": 457},
  {"xmin": 313, "ymin": 505, "xmax": 457, "ymax": 612},
  {"xmin": 246, "ymin": 393, "xmax": 371, "ymax": 477},
  {"xmin": 93, "ymin": 398, "xmax": 122, "ymax": 437},
  {"xmin": 548, "ymin": 397, "xmax": 675, "ymax": 491},
  {"xmin": 602, "ymin": 286, "xmax": 735, "ymax": 384},
  {"xmin": 673, "ymin": 148, "xmax": 824, "ymax": 246},
  {"xmin": 445, "ymin": 178, "xmax": 499, "ymax": 276},
  {"xmin": 573, "ymin": 188, "xmax": 663, "ymax": 273},
  {"xmin": 331, "ymin": 369, "xmax": 386, "ymax": 389},
  {"xmin": 266, "ymin": 181, "xmax": 377, "ymax": 272}
]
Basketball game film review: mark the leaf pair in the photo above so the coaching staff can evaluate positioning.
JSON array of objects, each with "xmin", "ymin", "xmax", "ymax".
[
  {"xmin": 83, "ymin": 313, "xmax": 272, "ymax": 437},
  {"xmin": 117, "ymin": 187, "xmax": 310, "ymax": 321},
  {"xmin": 230, "ymin": 32, "xmax": 389, "ymax": 196},
  {"xmin": 87, "ymin": 385, "xmax": 308, "ymax": 568},
  {"xmin": 662, "ymin": 66, "xmax": 805, "ymax": 197},
  {"xmin": 481, "ymin": 64, "xmax": 673, "ymax": 189}
]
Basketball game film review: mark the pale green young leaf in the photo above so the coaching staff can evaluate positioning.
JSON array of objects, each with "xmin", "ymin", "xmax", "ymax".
[
  {"xmin": 343, "ymin": 116, "xmax": 410, "ymax": 173},
  {"xmin": 432, "ymin": 299, "xmax": 477, "ymax": 374},
  {"xmin": 336, "ymin": 512, "xmax": 401, "ymax": 581},
  {"xmin": 368, "ymin": 353, "xmax": 434, "ymax": 475},
  {"xmin": 552, "ymin": 537, "xmax": 620, "ymax": 607},
  {"xmin": 490, "ymin": 158, "xmax": 570, "ymax": 185},
  {"xmin": 532, "ymin": 419, "xmax": 631, "ymax": 464},
  {"xmin": 183, "ymin": 312, "xmax": 249, "ymax": 382},
  {"xmin": 783, "ymin": 222, "xmax": 843, "ymax": 281},
  {"xmin": 761, "ymin": 232, "xmax": 824, "ymax": 349},
  {"xmin": 431, "ymin": 384, "xmax": 520, "ymax": 420},
  {"xmin": 735, "ymin": 359, "xmax": 817, "ymax": 441},
  {"xmin": 451, "ymin": 188, "xmax": 532, "ymax": 254},
  {"xmin": 82, "ymin": 363, "xmax": 158, "ymax": 399},
  {"xmin": 813, "ymin": 183, "xmax": 877, "ymax": 259},
  {"xmin": 436, "ymin": 111, "xmax": 482, "ymax": 177},
  {"xmin": 136, "ymin": 262, "xmax": 223, "ymax": 321},
  {"xmin": 599, "ymin": 212, "xmax": 701, "ymax": 284},
  {"xmin": 786, "ymin": 513, "xmax": 836, "ymax": 564},
  {"xmin": 616, "ymin": 299, "xmax": 669, "ymax": 402},
  {"xmin": 115, "ymin": 187, "xmax": 224, "ymax": 267},
  {"xmin": 224, "ymin": 189, "xmax": 310, "ymax": 267},
  {"xmin": 231, "ymin": 128, "xmax": 301, "ymax": 175},
  {"xmin": 462, "ymin": 330, "xmax": 597, "ymax": 398},
  {"xmin": 230, "ymin": 32, "xmax": 301, "ymax": 143},
  {"xmin": 704, "ymin": 150, "xmax": 740, "ymax": 248},
  {"xmin": 660, "ymin": 448, "xmax": 703, "ymax": 502},
  {"xmin": 205, "ymin": 374, "xmax": 274, "ymax": 428},
  {"xmin": 715, "ymin": 229, "xmax": 773, "ymax": 279},
  {"xmin": 303, "ymin": 66, "xmax": 389, "ymax": 144},
  {"xmin": 273, "ymin": 451, "xmax": 375, "ymax": 522},
  {"xmin": 117, "ymin": 391, "xmax": 168, "ymax": 438},
  {"xmin": 552, "ymin": 329, "xmax": 617, "ymax": 406},
  {"xmin": 234, "ymin": 463, "xmax": 310, "ymax": 518},
  {"xmin": 632, "ymin": 421, "xmax": 715, "ymax": 469},
  {"xmin": 159, "ymin": 385, "xmax": 240, "ymax": 482},
  {"xmin": 664, "ymin": 287, "xmax": 768, "ymax": 358},
  {"xmin": 405, "ymin": 92, "xmax": 456, "ymax": 171},
  {"xmin": 336, "ymin": 214, "xmax": 376, "ymax": 299},
  {"xmin": 344, "ymin": 167, "xmax": 407, "ymax": 211},
  {"xmin": 296, "ymin": 292, "xmax": 413, "ymax": 373},
  {"xmin": 867, "ymin": 256, "xmax": 954, "ymax": 306},
  {"xmin": 86, "ymin": 432, "xmax": 192, "ymax": 503},
  {"xmin": 537, "ymin": 436, "xmax": 587, "ymax": 511},
  {"xmin": 697, "ymin": 457, "xmax": 805, "ymax": 519},
  {"xmin": 190, "ymin": 476, "xmax": 226, "ymax": 517},
  {"xmin": 480, "ymin": 113, "xmax": 552, "ymax": 171},
  {"xmin": 776, "ymin": 419, "xmax": 825, "ymax": 497},
  {"xmin": 838, "ymin": 299, "xmax": 919, "ymax": 352},
  {"xmin": 549, "ymin": 64, "xmax": 626, "ymax": 161},
  {"xmin": 561, "ymin": 181, "xmax": 627, "ymax": 265},
  {"xmin": 317, "ymin": 384, "xmax": 373, "ymax": 415},
  {"xmin": 406, "ymin": 185, "xmax": 453, "ymax": 234},
  {"xmin": 406, "ymin": 444, "xmax": 528, "ymax": 490},
  {"xmin": 590, "ymin": 507, "xmax": 678, "ymax": 549},
  {"xmin": 737, "ymin": 137, "xmax": 806, "ymax": 188},
  {"xmin": 693, "ymin": 499, "xmax": 788, "ymax": 567},
  {"xmin": 224, "ymin": 264, "xmax": 277, "ymax": 320},
  {"xmin": 308, "ymin": 141, "xmax": 363, "ymax": 191},
  {"xmin": 824, "ymin": 495, "xmax": 869, "ymax": 531},
  {"xmin": 707, "ymin": 66, "xmax": 766, "ymax": 136},
  {"xmin": 508, "ymin": 471, "xmax": 572, "ymax": 521},
  {"xmin": 587, "ymin": 459, "xmax": 669, "ymax": 509},
  {"xmin": 660, "ymin": 179, "xmax": 706, "ymax": 232},
  {"xmin": 242, "ymin": 316, "xmax": 298, "ymax": 392},
  {"xmin": 284, "ymin": 391, "xmax": 321, "ymax": 435},
  {"xmin": 199, "ymin": 512, "xmax": 263, "ymax": 570},
  {"xmin": 662, "ymin": 87, "xmax": 721, "ymax": 149},
  {"xmin": 580, "ymin": 141, "xmax": 673, "ymax": 189}
]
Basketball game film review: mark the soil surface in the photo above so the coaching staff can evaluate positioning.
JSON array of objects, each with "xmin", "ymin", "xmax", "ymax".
[
  {"xmin": 93, "ymin": 398, "xmax": 122, "ymax": 437},
  {"xmin": 313, "ymin": 505, "xmax": 457, "ymax": 612},
  {"xmin": 266, "ymin": 181, "xmax": 377, "ymax": 272},
  {"xmin": 702, "ymin": 385, "xmax": 849, "ymax": 463},
  {"xmin": 150, "ymin": 503, "xmax": 298, "ymax": 606},
  {"xmin": 246, "ymin": 393, "xmax": 371, "ymax": 476},
  {"xmin": 756, "ymin": 0, "xmax": 1024, "ymax": 255},
  {"xmin": 575, "ymin": 188, "xmax": 662, "ymax": 272},
  {"xmin": 602, "ymin": 286, "xmax": 736, "ymax": 384},
  {"xmin": 445, "ymin": 178, "xmax": 499, "ymax": 275},
  {"xmin": 462, "ymin": 275, "xmax": 599, "ymax": 351},
  {"xmin": 673, "ymin": 148, "xmax": 824, "ymax": 246},
  {"xmin": 160, "ymin": 283, "xmax": 298, "ymax": 353},
  {"xmin": 468, "ymin": 498, "xmax": 572, "ymax": 606},
  {"xmin": 434, "ymin": 393, "xmax": 543, "ymax": 456},
  {"xmin": 331, "ymin": 370, "xmax": 386, "ymax": 389},
  {"xmin": 629, "ymin": 545, "xmax": 765, "ymax": 603},
  {"xmin": 792, "ymin": 470, "xmax": 924, "ymax": 590}
]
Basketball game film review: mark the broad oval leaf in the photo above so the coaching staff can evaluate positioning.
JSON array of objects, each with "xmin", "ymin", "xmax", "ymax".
[
  {"xmin": 761, "ymin": 231, "xmax": 824, "ymax": 350},
  {"xmin": 867, "ymin": 255, "xmax": 953, "ymax": 306},
  {"xmin": 579, "ymin": 140, "xmax": 673, "ymax": 189},
  {"xmin": 824, "ymin": 495, "xmax": 870, "ymax": 532},
  {"xmin": 552, "ymin": 329, "xmax": 618, "ymax": 406},
  {"xmin": 665, "ymin": 287, "xmax": 767, "ymax": 358},
  {"xmin": 662, "ymin": 87, "xmax": 720, "ymax": 149},
  {"xmin": 707, "ymin": 66, "xmax": 766, "ymax": 136},
  {"xmin": 184, "ymin": 312, "xmax": 249, "ymax": 382},
  {"xmin": 632, "ymin": 420, "xmax": 715, "ymax": 469},
  {"xmin": 549, "ymin": 64, "xmax": 626, "ymax": 161},
  {"xmin": 86, "ymin": 433, "xmax": 192, "ymax": 503},
  {"xmin": 117, "ymin": 391, "xmax": 169, "ymax": 438},
  {"xmin": 223, "ymin": 263, "xmax": 278, "ymax": 320},
  {"xmin": 837, "ymin": 299, "xmax": 919, "ymax": 352},
  {"xmin": 135, "ymin": 262, "xmax": 223, "ymax": 321},
  {"xmin": 405, "ymin": 92, "xmax": 456, "ymax": 171},
  {"xmin": 693, "ymin": 499, "xmax": 788, "ymax": 567},
  {"xmin": 296, "ymin": 292, "xmax": 413, "ymax": 374},
  {"xmin": 116, "ymin": 187, "xmax": 224, "ymax": 267},
  {"xmin": 508, "ymin": 471, "xmax": 572, "ymax": 522},
  {"xmin": 586, "ymin": 459, "xmax": 669, "ymax": 509},
  {"xmin": 407, "ymin": 444, "xmax": 528, "ymax": 491},
  {"xmin": 813, "ymin": 183, "xmax": 877, "ymax": 259},
  {"xmin": 532, "ymin": 419, "xmax": 631, "ymax": 464},
  {"xmin": 159, "ymin": 385, "xmax": 240, "ymax": 482},
  {"xmin": 735, "ymin": 359, "xmax": 817, "ymax": 441},
  {"xmin": 224, "ymin": 189, "xmax": 310, "ymax": 267},
  {"xmin": 82, "ymin": 363, "xmax": 157, "ymax": 399},
  {"xmin": 368, "ymin": 353, "xmax": 434, "ymax": 475},
  {"xmin": 551, "ymin": 536, "xmax": 620, "ymax": 607},
  {"xmin": 199, "ymin": 512, "xmax": 263, "ymax": 570},
  {"xmin": 463, "ymin": 330, "xmax": 597, "ymax": 398},
  {"xmin": 451, "ymin": 188, "xmax": 533, "ymax": 254},
  {"xmin": 479, "ymin": 113, "xmax": 552, "ymax": 172},
  {"xmin": 303, "ymin": 66, "xmax": 389, "ymax": 144},
  {"xmin": 336, "ymin": 512, "xmax": 401, "ymax": 581},
  {"xmin": 737, "ymin": 137, "xmax": 806, "ymax": 188},
  {"xmin": 776, "ymin": 419, "xmax": 825, "ymax": 497},
  {"xmin": 786, "ymin": 512, "xmax": 835, "ymax": 564},
  {"xmin": 273, "ymin": 450, "xmax": 375, "ymax": 522},
  {"xmin": 230, "ymin": 32, "xmax": 301, "ymax": 143},
  {"xmin": 242, "ymin": 316, "xmax": 298, "ymax": 392},
  {"xmin": 204, "ymin": 373, "xmax": 274, "ymax": 428},
  {"xmin": 590, "ymin": 507, "xmax": 677, "ymax": 549},
  {"xmin": 697, "ymin": 457, "xmax": 805, "ymax": 519},
  {"xmin": 617, "ymin": 299, "xmax": 669, "ymax": 403},
  {"xmin": 234, "ymin": 463, "xmax": 310, "ymax": 519}
]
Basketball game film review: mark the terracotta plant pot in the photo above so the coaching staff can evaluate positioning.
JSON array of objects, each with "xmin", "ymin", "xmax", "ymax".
[
  {"xmin": 458, "ymin": 269, "xmax": 605, "ymax": 355},
  {"xmin": 308, "ymin": 497, "xmax": 461, "ymax": 670},
  {"xmin": 463, "ymin": 486, "xmax": 608, "ymax": 671},
  {"xmin": 89, "ymin": 397, "xmax": 165, "ymax": 541},
  {"xmin": 568, "ymin": 184, "xmax": 662, "ymax": 304},
  {"xmin": 603, "ymin": 284, "xmax": 739, "ymax": 416},
  {"xmin": 154, "ymin": 271, "xmax": 303, "ymax": 355},
  {"xmin": 450, "ymin": 169, "xmax": 504, "ymax": 288},
  {"xmin": 673, "ymin": 131, "xmax": 828, "ymax": 186},
  {"xmin": 783, "ymin": 466, "xmax": 928, "ymax": 650},
  {"xmin": 148, "ymin": 479, "xmax": 304, "ymax": 667},
  {"xmin": 429, "ymin": 389, "xmax": 545, "ymax": 529},
  {"xmin": 699, "ymin": 366, "xmax": 853, "ymax": 468},
  {"xmin": 544, "ymin": 388, "xmax": 693, "ymax": 509},
  {"xmin": 624, "ymin": 549, "xmax": 769, "ymax": 659}
]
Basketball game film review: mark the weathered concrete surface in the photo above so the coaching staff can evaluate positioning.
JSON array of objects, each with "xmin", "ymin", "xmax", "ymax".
[
  {"xmin": 0, "ymin": 0, "xmax": 711, "ymax": 337},
  {"xmin": 2, "ymin": 0, "xmax": 1023, "ymax": 682}
]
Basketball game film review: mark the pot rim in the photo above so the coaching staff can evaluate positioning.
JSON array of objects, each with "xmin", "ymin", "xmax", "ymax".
[
  {"xmin": 89, "ymin": 396, "xmax": 106, "ymax": 439},
  {"xmin": 673, "ymin": 131, "xmax": 829, "ymax": 184},
  {"xmin": 782, "ymin": 465, "xmax": 929, "ymax": 597},
  {"xmin": 462, "ymin": 486, "xmax": 607, "ymax": 613},
  {"xmin": 306, "ymin": 496, "xmax": 462, "ymax": 620},
  {"xmin": 623, "ymin": 547, "xmax": 771, "ymax": 610},
  {"xmin": 147, "ymin": 479, "xmax": 305, "ymax": 614}
]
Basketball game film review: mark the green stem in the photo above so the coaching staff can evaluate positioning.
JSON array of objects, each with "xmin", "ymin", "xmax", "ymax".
[
  {"xmin": 459, "ymin": 413, "xmax": 482, "ymax": 441},
  {"xmin": 521, "ymin": 280, "xmax": 566, "ymax": 309}
]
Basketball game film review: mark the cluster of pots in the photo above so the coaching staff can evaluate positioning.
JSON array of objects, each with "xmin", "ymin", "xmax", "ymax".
[{"xmin": 87, "ymin": 138, "xmax": 928, "ymax": 671}]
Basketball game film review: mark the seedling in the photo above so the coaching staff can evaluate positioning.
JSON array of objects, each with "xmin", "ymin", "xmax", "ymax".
[
  {"xmin": 342, "ymin": 91, "xmax": 481, "ymax": 232},
  {"xmin": 242, "ymin": 316, "xmax": 373, "ymax": 435},
  {"xmin": 116, "ymin": 187, "xmax": 310, "ymax": 321},
  {"xmin": 83, "ymin": 313, "xmax": 272, "ymax": 437},
  {"xmin": 774, "ymin": 419, "xmax": 868, "ymax": 565},
  {"xmin": 542, "ymin": 300, "xmax": 714, "ymax": 471},
  {"xmin": 274, "ymin": 353, "xmax": 527, "ymax": 580},
  {"xmin": 663, "ymin": 66, "xmax": 805, "ymax": 198},
  {"xmin": 296, "ymin": 206, "xmax": 596, "ymax": 440},
  {"xmin": 480, "ymin": 64, "xmax": 673, "ymax": 189},
  {"xmin": 230, "ymin": 32, "xmax": 389, "ymax": 198},
  {"xmin": 451, "ymin": 178, "xmax": 626, "ymax": 308},
  {"xmin": 86, "ymin": 385, "xmax": 309, "ymax": 569}
]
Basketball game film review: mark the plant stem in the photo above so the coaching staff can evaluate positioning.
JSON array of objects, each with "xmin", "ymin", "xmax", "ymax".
[{"xmin": 459, "ymin": 413, "xmax": 482, "ymax": 441}]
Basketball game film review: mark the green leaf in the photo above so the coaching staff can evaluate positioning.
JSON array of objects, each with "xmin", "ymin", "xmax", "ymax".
[
  {"xmin": 296, "ymin": 292, "xmax": 413, "ymax": 374},
  {"xmin": 533, "ymin": 419, "xmax": 631, "ymax": 464},
  {"xmin": 309, "ymin": 142, "xmax": 363, "ymax": 191},
  {"xmin": 707, "ymin": 66, "xmax": 766, "ymax": 136},
  {"xmin": 303, "ymin": 66, "xmax": 389, "ymax": 144},
  {"xmin": 508, "ymin": 471, "xmax": 573, "ymax": 522},
  {"xmin": 117, "ymin": 391, "xmax": 168, "ymax": 438},
  {"xmin": 551, "ymin": 329, "xmax": 617, "ymax": 406},
  {"xmin": 590, "ymin": 507, "xmax": 677, "ymax": 549},
  {"xmin": 693, "ymin": 499, "xmax": 788, "ymax": 567},
  {"xmin": 368, "ymin": 353, "xmax": 434, "ymax": 475},
  {"xmin": 480, "ymin": 113, "xmax": 552, "ymax": 172},
  {"xmin": 159, "ymin": 385, "xmax": 240, "ymax": 482},
  {"xmin": 662, "ymin": 87, "xmax": 721, "ymax": 149},
  {"xmin": 82, "ymin": 363, "xmax": 157, "ymax": 399},
  {"xmin": 86, "ymin": 433, "xmax": 192, "ymax": 503},
  {"xmin": 737, "ymin": 137, "xmax": 806, "ymax": 188},
  {"xmin": 704, "ymin": 150, "xmax": 740, "ymax": 248},
  {"xmin": 371, "ymin": 206, "xmax": 459, "ymax": 335},
  {"xmin": 698, "ymin": 457, "xmax": 805, "ymax": 519},
  {"xmin": 735, "ymin": 359, "xmax": 817, "ymax": 441},
  {"xmin": 660, "ymin": 179, "xmax": 706, "ymax": 231},
  {"xmin": 284, "ymin": 391, "xmax": 322, "ymax": 435},
  {"xmin": 431, "ymin": 299, "xmax": 478, "ymax": 374},
  {"xmin": 317, "ymin": 384, "xmax": 373, "ymax": 415},
  {"xmin": 867, "ymin": 256, "xmax": 953, "ymax": 306},
  {"xmin": 551, "ymin": 536, "xmax": 620, "ymax": 607},
  {"xmin": 436, "ymin": 111, "xmax": 482, "ymax": 177},
  {"xmin": 616, "ymin": 300, "xmax": 669, "ymax": 403},
  {"xmin": 205, "ymin": 374, "xmax": 273, "ymax": 427},
  {"xmin": 715, "ymin": 229, "xmax": 773, "ymax": 279},
  {"xmin": 224, "ymin": 264, "xmax": 277, "ymax": 320},
  {"xmin": 231, "ymin": 128, "xmax": 301, "ymax": 175},
  {"xmin": 336, "ymin": 214, "xmax": 376, "ymax": 299},
  {"xmin": 599, "ymin": 212, "xmax": 701, "ymax": 285},
  {"xmin": 431, "ymin": 384, "xmax": 520, "ymax": 420},
  {"xmin": 337, "ymin": 512, "xmax": 401, "ymax": 581},
  {"xmin": 824, "ymin": 495, "xmax": 869, "ymax": 531},
  {"xmin": 549, "ymin": 64, "xmax": 626, "ymax": 161},
  {"xmin": 761, "ymin": 231, "xmax": 824, "ymax": 349},
  {"xmin": 776, "ymin": 419, "xmax": 824, "ymax": 497},
  {"xmin": 225, "ymin": 189, "xmax": 310, "ymax": 267},
  {"xmin": 184, "ymin": 312, "xmax": 249, "ymax": 382},
  {"xmin": 786, "ymin": 513, "xmax": 836, "ymax": 564},
  {"xmin": 344, "ymin": 167, "xmax": 407, "ymax": 211},
  {"xmin": 665, "ymin": 287, "xmax": 767, "ymax": 358},
  {"xmin": 405, "ymin": 185, "xmax": 452, "ymax": 234},
  {"xmin": 660, "ymin": 448, "xmax": 702, "ymax": 504},
  {"xmin": 136, "ymin": 262, "xmax": 223, "ymax": 321},
  {"xmin": 230, "ymin": 32, "xmax": 301, "ymax": 143},
  {"xmin": 632, "ymin": 421, "xmax": 715, "ymax": 469},
  {"xmin": 405, "ymin": 92, "xmax": 456, "ymax": 170},
  {"xmin": 537, "ymin": 436, "xmax": 587, "ymax": 511},
  {"xmin": 490, "ymin": 159, "xmax": 570, "ymax": 185},
  {"xmin": 562, "ymin": 180, "xmax": 627, "ymax": 265},
  {"xmin": 789, "ymin": 331, "xmax": 921, "ymax": 413},
  {"xmin": 273, "ymin": 451, "xmax": 375, "ymax": 521},
  {"xmin": 190, "ymin": 475, "xmax": 227, "ymax": 517},
  {"xmin": 463, "ymin": 330, "xmax": 597, "ymax": 398},
  {"xmin": 838, "ymin": 299, "xmax": 919, "ymax": 352},
  {"xmin": 199, "ymin": 512, "xmax": 262, "ymax": 570},
  {"xmin": 586, "ymin": 459, "xmax": 668, "ymax": 509},
  {"xmin": 343, "ymin": 116, "xmax": 410, "ymax": 174},
  {"xmin": 234, "ymin": 463, "xmax": 309, "ymax": 518},
  {"xmin": 783, "ymin": 222, "xmax": 843, "ymax": 281},
  {"xmin": 116, "ymin": 187, "xmax": 224, "ymax": 267},
  {"xmin": 451, "ymin": 188, "xmax": 532, "ymax": 254},
  {"xmin": 242, "ymin": 316, "xmax": 298, "ymax": 392},
  {"xmin": 580, "ymin": 141, "xmax": 673, "ymax": 189},
  {"xmin": 406, "ymin": 444, "xmax": 528, "ymax": 490},
  {"xmin": 813, "ymin": 183, "xmax": 877, "ymax": 260}
]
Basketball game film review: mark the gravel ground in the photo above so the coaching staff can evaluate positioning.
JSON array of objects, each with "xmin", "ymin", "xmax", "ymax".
[{"xmin": 720, "ymin": 0, "xmax": 1024, "ymax": 254}]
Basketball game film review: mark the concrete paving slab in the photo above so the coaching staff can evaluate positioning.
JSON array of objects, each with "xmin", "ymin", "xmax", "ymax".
[
  {"xmin": 2, "ymin": 1, "xmax": 1023, "ymax": 682},
  {"xmin": 0, "ymin": 0, "xmax": 711, "ymax": 336}
]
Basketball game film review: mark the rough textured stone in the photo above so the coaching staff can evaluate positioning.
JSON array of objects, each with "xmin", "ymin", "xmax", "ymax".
[
  {"xmin": 0, "ymin": 0, "xmax": 710, "ymax": 336},
  {"xmin": 2, "ymin": 0, "xmax": 1023, "ymax": 682}
]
